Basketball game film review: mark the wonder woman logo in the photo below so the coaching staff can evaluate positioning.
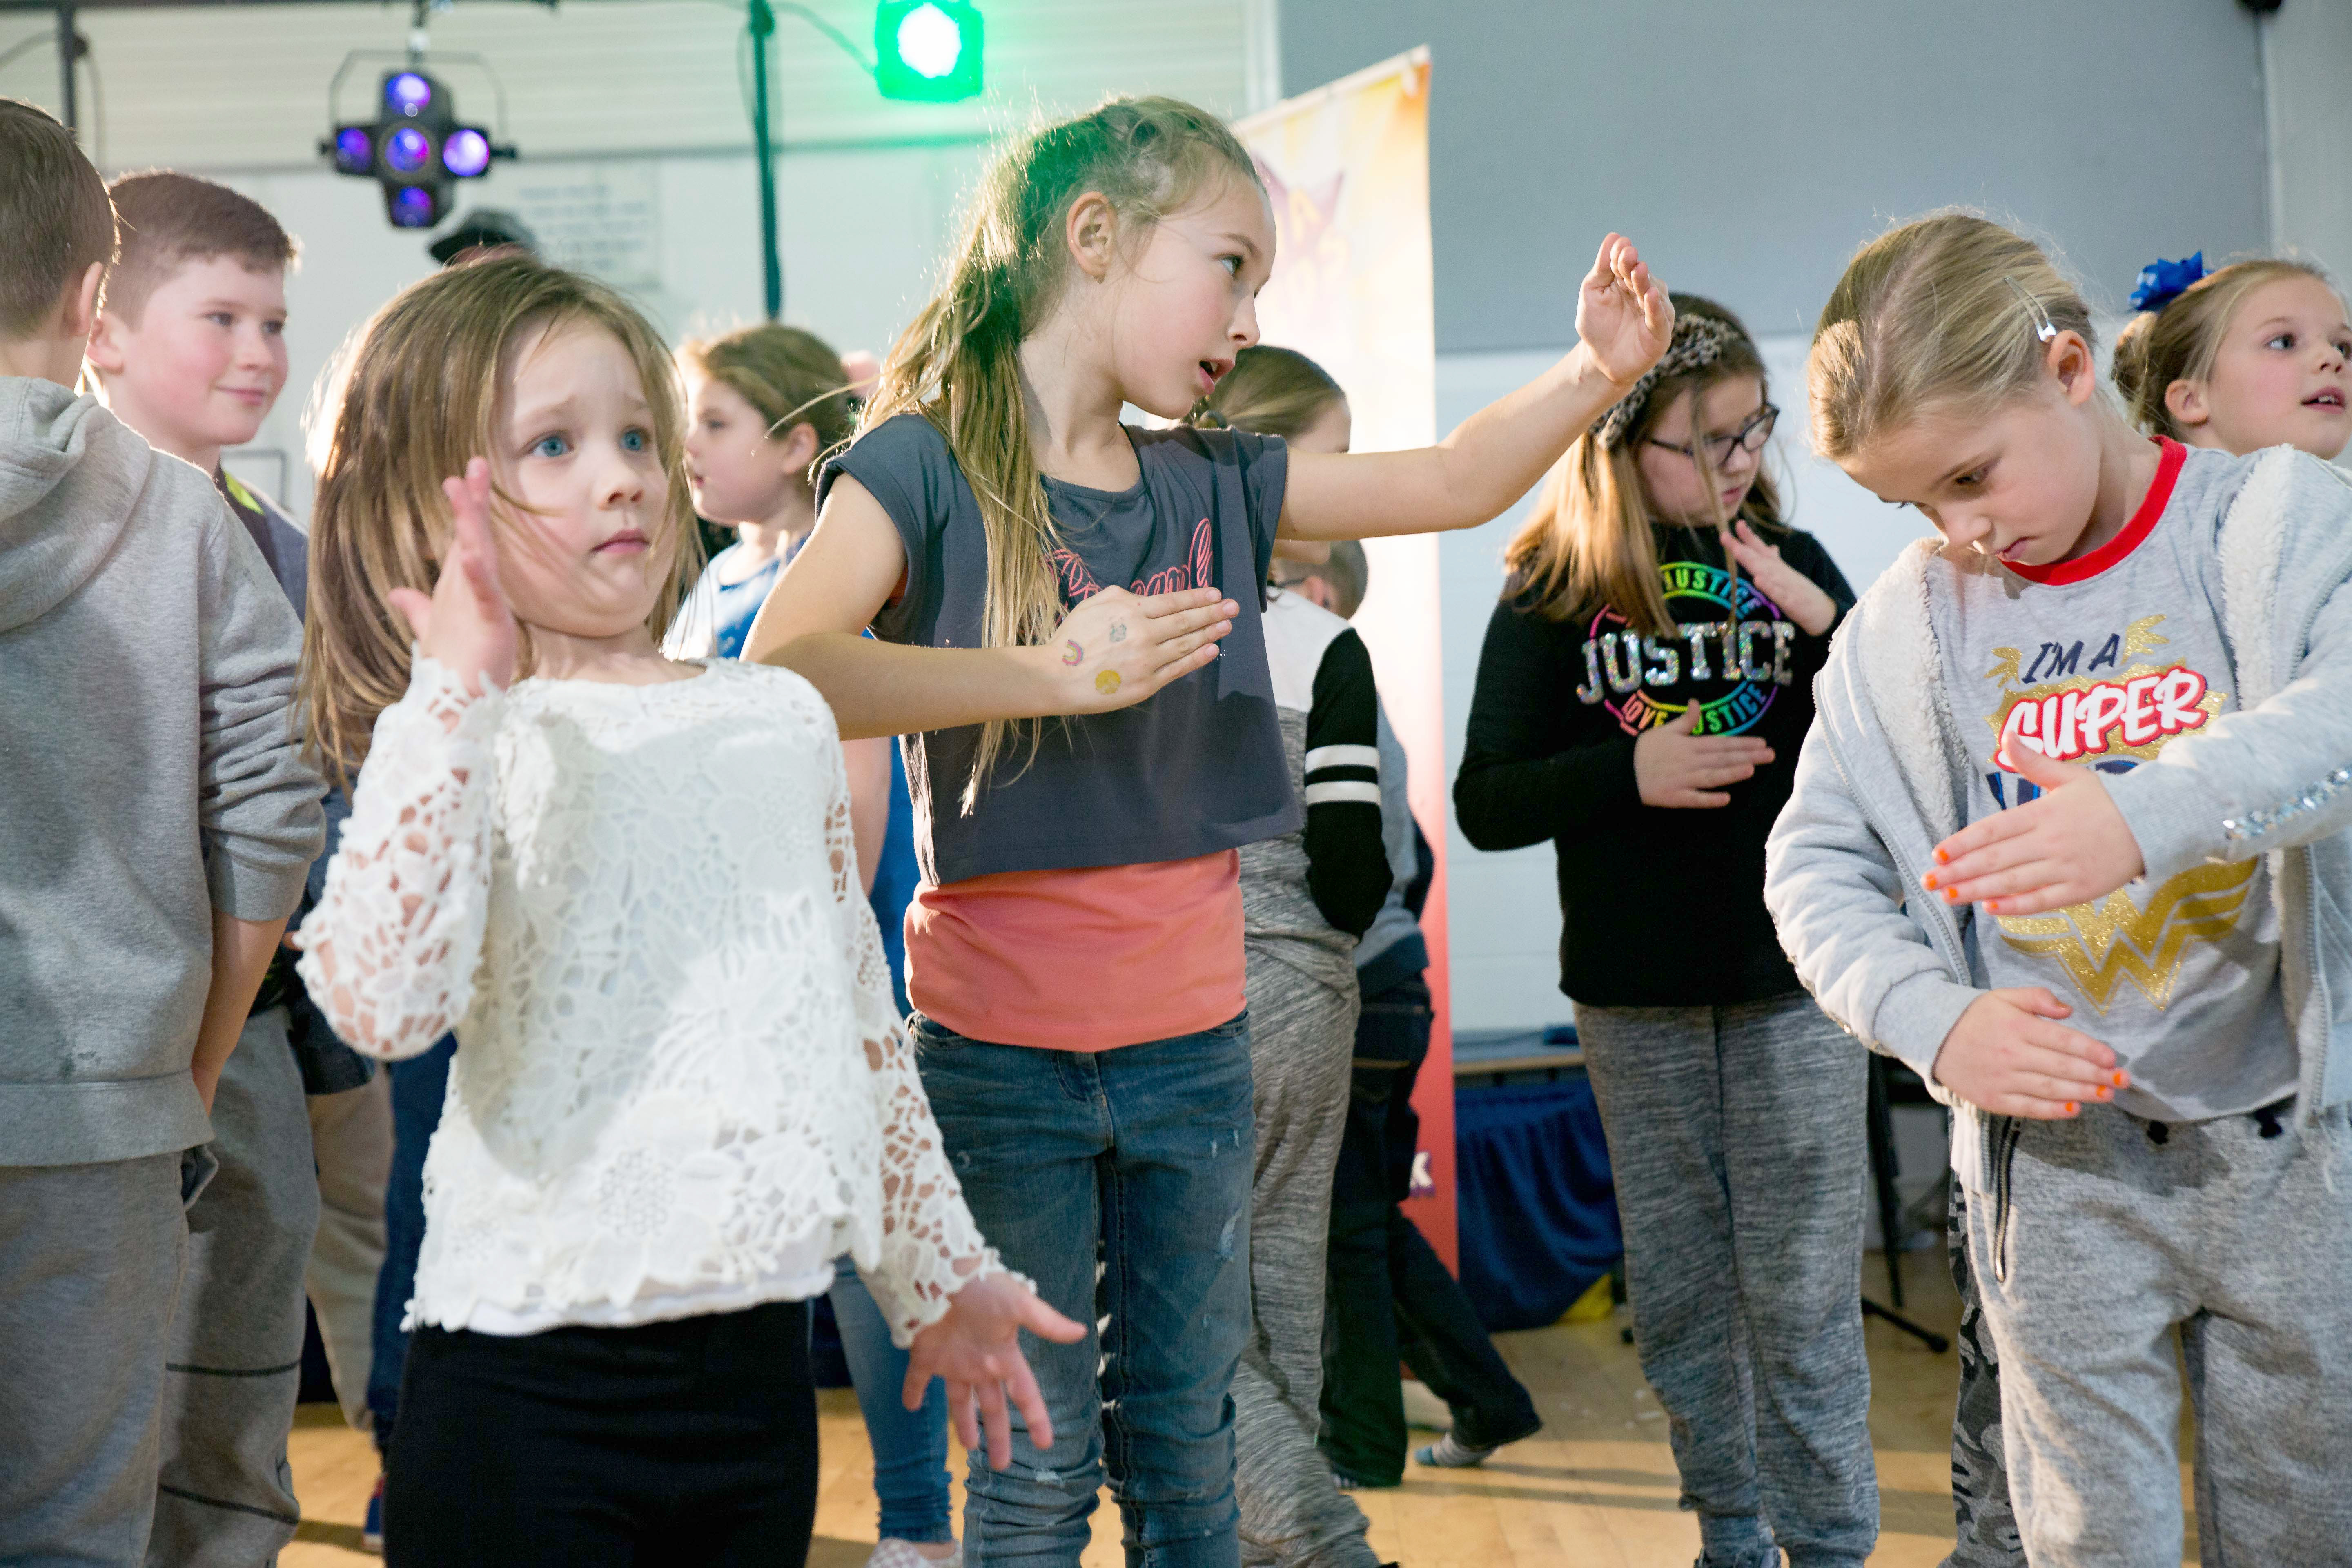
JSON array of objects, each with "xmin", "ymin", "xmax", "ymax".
[{"xmin": 1995, "ymin": 858, "xmax": 2260, "ymax": 1013}]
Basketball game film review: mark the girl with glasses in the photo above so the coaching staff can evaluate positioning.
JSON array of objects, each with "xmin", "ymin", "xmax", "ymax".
[{"xmin": 1454, "ymin": 296, "xmax": 1873, "ymax": 1568}]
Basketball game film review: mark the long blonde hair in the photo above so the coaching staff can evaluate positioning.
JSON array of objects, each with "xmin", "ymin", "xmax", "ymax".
[
  {"xmin": 1504, "ymin": 295, "xmax": 1783, "ymax": 637},
  {"xmin": 1810, "ymin": 211, "xmax": 2096, "ymax": 464},
  {"xmin": 301, "ymin": 254, "xmax": 700, "ymax": 788},
  {"xmin": 861, "ymin": 95, "xmax": 1262, "ymax": 811},
  {"xmin": 2112, "ymin": 257, "xmax": 2342, "ymax": 439}
]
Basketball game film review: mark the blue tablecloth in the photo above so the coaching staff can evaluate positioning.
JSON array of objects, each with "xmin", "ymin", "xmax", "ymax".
[{"xmin": 1453, "ymin": 1076, "xmax": 1623, "ymax": 1332}]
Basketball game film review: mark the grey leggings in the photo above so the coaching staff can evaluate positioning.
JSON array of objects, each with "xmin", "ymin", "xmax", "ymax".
[{"xmin": 1576, "ymin": 992, "xmax": 1878, "ymax": 1568}]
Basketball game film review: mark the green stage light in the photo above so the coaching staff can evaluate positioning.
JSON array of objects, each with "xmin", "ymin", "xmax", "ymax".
[{"xmin": 874, "ymin": 0, "xmax": 982, "ymax": 102}]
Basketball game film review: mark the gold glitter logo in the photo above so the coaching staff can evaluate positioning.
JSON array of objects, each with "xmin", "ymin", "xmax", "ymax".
[{"xmin": 1995, "ymin": 859, "xmax": 2260, "ymax": 1012}]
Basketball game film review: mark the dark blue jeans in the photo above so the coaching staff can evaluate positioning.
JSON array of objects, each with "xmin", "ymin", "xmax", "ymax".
[
  {"xmin": 367, "ymin": 1035, "xmax": 455, "ymax": 1456},
  {"xmin": 911, "ymin": 1012, "xmax": 1254, "ymax": 1568}
]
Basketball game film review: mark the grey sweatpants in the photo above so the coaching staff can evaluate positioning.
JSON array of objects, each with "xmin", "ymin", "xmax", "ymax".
[
  {"xmin": 149, "ymin": 1008, "xmax": 319, "ymax": 1568},
  {"xmin": 1576, "ymin": 993, "xmax": 1878, "ymax": 1568},
  {"xmin": 1234, "ymin": 953, "xmax": 1372, "ymax": 1568},
  {"xmin": 304, "ymin": 1072, "xmax": 391, "ymax": 1432},
  {"xmin": 1967, "ymin": 1101, "xmax": 2352, "ymax": 1567},
  {"xmin": 0, "ymin": 1149, "xmax": 192, "ymax": 1566}
]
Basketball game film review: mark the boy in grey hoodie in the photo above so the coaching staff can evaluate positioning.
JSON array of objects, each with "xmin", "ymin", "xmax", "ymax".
[
  {"xmin": 0, "ymin": 100, "xmax": 324, "ymax": 1566},
  {"xmin": 1770, "ymin": 213, "xmax": 2352, "ymax": 1567}
]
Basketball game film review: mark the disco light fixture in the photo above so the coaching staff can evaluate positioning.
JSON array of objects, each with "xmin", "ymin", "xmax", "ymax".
[{"xmin": 321, "ymin": 62, "xmax": 513, "ymax": 229}]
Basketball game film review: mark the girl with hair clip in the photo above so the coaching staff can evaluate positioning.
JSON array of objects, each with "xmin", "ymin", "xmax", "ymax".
[
  {"xmin": 744, "ymin": 95, "xmax": 1671, "ymax": 1568},
  {"xmin": 1455, "ymin": 296, "xmax": 1870, "ymax": 1568},
  {"xmin": 1932, "ymin": 246, "xmax": 2352, "ymax": 1568},
  {"xmin": 1769, "ymin": 212, "xmax": 2352, "ymax": 1568},
  {"xmin": 1196, "ymin": 345, "xmax": 1394, "ymax": 1568},
  {"xmin": 670, "ymin": 322, "xmax": 958, "ymax": 1568},
  {"xmin": 290, "ymin": 254, "xmax": 1082, "ymax": 1566}
]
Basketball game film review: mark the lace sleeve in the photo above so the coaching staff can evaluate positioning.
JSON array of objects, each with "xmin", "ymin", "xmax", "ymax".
[
  {"xmin": 294, "ymin": 655, "xmax": 502, "ymax": 1061},
  {"xmin": 823, "ymin": 741, "xmax": 1009, "ymax": 1347}
]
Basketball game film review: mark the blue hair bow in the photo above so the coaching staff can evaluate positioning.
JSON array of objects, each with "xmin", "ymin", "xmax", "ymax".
[{"xmin": 2130, "ymin": 252, "xmax": 2206, "ymax": 313}]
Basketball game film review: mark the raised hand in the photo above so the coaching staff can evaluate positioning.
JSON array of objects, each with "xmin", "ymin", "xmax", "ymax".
[
  {"xmin": 1041, "ymin": 585, "xmax": 1237, "ymax": 715},
  {"xmin": 1633, "ymin": 705, "xmax": 1775, "ymax": 808},
  {"xmin": 1721, "ymin": 520, "xmax": 1838, "ymax": 637},
  {"xmin": 1931, "ymin": 987, "xmax": 2127, "ymax": 1118},
  {"xmin": 904, "ymin": 1272, "xmax": 1087, "ymax": 1469},
  {"xmin": 385, "ymin": 457, "xmax": 518, "ymax": 697},
  {"xmin": 1924, "ymin": 738, "xmax": 2145, "ymax": 915},
  {"xmin": 1575, "ymin": 233, "xmax": 1675, "ymax": 388}
]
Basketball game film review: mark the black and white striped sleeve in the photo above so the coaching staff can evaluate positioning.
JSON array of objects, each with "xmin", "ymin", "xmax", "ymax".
[{"xmin": 1302, "ymin": 628, "xmax": 1391, "ymax": 937}]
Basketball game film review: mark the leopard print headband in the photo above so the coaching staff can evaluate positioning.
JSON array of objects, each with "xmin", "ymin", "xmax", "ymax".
[{"xmin": 1594, "ymin": 315, "xmax": 1737, "ymax": 449}]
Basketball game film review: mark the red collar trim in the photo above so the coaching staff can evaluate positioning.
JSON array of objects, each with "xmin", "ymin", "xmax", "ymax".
[{"xmin": 2005, "ymin": 437, "xmax": 2185, "ymax": 586}]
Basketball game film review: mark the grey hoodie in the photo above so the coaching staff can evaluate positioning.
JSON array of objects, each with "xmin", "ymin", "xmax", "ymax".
[
  {"xmin": 0, "ymin": 377, "xmax": 323, "ymax": 1166},
  {"xmin": 1766, "ymin": 447, "xmax": 2352, "ymax": 1192}
]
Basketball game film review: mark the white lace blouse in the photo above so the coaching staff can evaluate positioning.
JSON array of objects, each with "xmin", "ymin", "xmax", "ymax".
[{"xmin": 295, "ymin": 655, "xmax": 1000, "ymax": 1342}]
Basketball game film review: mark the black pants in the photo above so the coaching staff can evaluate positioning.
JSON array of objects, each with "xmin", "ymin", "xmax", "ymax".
[
  {"xmin": 387, "ymin": 1299, "xmax": 818, "ymax": 1567},
  {"xmin": 1318, "ymin": 978, "xmax": 1539, "ymax": 1485}
]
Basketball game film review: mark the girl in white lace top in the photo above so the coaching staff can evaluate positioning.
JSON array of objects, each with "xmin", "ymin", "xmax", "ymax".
[{"xmin": 291, "ymin": 256, "xmax": 1081, "ymax": 1565}]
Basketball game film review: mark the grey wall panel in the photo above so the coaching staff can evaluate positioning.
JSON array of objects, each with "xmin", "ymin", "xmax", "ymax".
[{"xmin": 1281, "ymin": 0, "xmax": 2269, "ymax": 351}]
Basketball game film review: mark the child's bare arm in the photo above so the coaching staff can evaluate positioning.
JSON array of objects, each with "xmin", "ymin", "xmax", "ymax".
[
  {"xmin": 845, "ymin": 737, "xmax": 892, "ymax": 897},
  {"xmin": 1276, "ymin": 234, "xmax": 1672, "ymax": 543},
  {"xmin": 190, "ymin": 911, "xmax": 288, "ymax": 1110},
  {"xmin": 744, "ymin": 476, "xmax": 1237, "ymax": 739}
]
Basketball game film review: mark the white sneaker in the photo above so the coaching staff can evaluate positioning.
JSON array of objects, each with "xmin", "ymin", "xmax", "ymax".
[{"xmin": 867, "ymin": 1540, "xmax": 962, "ymax": 1568}]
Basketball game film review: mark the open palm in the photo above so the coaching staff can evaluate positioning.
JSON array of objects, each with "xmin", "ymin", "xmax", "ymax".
[
  {"xmin": 1576, "ymin": 233, "xmax": 1675, "ymax": 387},
  {"xmin": 385, "ymin": 457, "xmax": 519, "ymax": 696}
]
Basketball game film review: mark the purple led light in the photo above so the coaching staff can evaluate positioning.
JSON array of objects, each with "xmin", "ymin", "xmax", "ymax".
[
  {"xmin": 333, "ymin": 126, "xmax": 373, "ymax": 174},
  {"xmin": 384, "ymin": 126, "xmax": 432, "ymax": 174},
  {"xmin": 391, "ymin": 187, "xmax": 439, "ymax": 227},
  {"xmin": 442, "ymin": 128, "xmax": 492, "ymax": 178},
  {"xmin": 387, "ymin": 71, "xmax": 432, "ymax": 115}
]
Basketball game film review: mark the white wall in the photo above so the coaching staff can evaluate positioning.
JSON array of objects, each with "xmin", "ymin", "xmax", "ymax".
[
  {"xmin": 0, "ymin": 0, "xmax": 1261, "ymax": 513},
  {"xmin": 200, "ymin": 142, "xmax": 994, "ymax": 517}
]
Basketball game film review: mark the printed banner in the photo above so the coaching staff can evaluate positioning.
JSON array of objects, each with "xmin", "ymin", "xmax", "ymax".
[{"xmin": 1236, "ymin": 48, "xmax": 1457, "ymax": 1265}]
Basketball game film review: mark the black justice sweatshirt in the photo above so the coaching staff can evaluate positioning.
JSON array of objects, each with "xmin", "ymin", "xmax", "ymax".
[{"xmin": 1453, "ymin": 522, "xmax": 1854, "ymax": 1008}]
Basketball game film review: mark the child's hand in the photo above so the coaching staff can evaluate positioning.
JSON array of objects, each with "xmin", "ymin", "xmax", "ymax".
[
  {"xmin": 1633, "ymin": 705, "xmax": 1774, "ymax": 808},
  {"xmin": 904, "ymin": 1272, "xmax": 1086, "ymax": 1469},
  {"xmin": 1042, "ymin": 586, "xmax": 1237, "ymax": 714},
  {"xmin": 1924, "ymin": 739, "xmax": 2145, "ymax": 915},
  {"xmin": 1573, "ymin": 233, "xmax": 1675, "ymax": 389},
  {"xmin": 1933, "ymin": 987, "xmax": 2127, "ymax": 1118},
  {"xmin": 386, "ymin": 458, "xmax": 518, "ymax": 697},
  {"xmin": 1721, "ymin": 520, "xmax": 1838, "ymax": 637}
]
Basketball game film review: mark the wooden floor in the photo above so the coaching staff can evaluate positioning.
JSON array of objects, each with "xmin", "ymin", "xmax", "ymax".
[{"xmin": 282, "ymin": 1253, "xmax": 2198, "ymax": 1566}]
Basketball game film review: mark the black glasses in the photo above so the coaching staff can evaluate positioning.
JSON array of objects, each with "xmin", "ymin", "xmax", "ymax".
[{"xmin": 1646, "ymin": 403, "xmax": 1777, "ymax": 468}]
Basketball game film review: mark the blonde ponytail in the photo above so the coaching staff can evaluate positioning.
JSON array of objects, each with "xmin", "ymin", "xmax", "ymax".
[{"xmin": 860, "ymin": 96, "xmax": 1261, "ymax": 811}]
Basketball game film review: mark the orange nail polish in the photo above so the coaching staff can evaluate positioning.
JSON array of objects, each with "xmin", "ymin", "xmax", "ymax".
[
  {"xmin": 1935, "ymin": 848, "xmax": 1951, "ymax": 865},
  {"xmin": 2096, "ymin": 1086, "xmax": 2111, "ymax": 1099},
  {"xmin": 1922, "ymin": 873, "xmax": 1940, "ymax": 890},
  {"xmin": 2111, "ymin": 1072, "xmax": 2126, "ymax": 1087},
  {"xmin": 2065, "ymin": 1102, "xmax": 2078, "ymax": 1114},
  {"xmin": 1942, "ymin": 887, "xmax": 1959, "ymax": 903},
  {"xmin": 1984, "ymin": 898, "xmax": 2000, "ymax": 913}
]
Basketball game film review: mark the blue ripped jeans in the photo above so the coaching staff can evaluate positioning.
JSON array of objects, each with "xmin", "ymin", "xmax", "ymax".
[{"xmin": 911, "ymin": 1013, "xmax": 1255, "ymax": 1568}]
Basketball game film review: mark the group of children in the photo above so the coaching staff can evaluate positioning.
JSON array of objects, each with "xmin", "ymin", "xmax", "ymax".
[{"xmin": 1, "ymin": 72, "xmax": 2347, "ymax": 1568}]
